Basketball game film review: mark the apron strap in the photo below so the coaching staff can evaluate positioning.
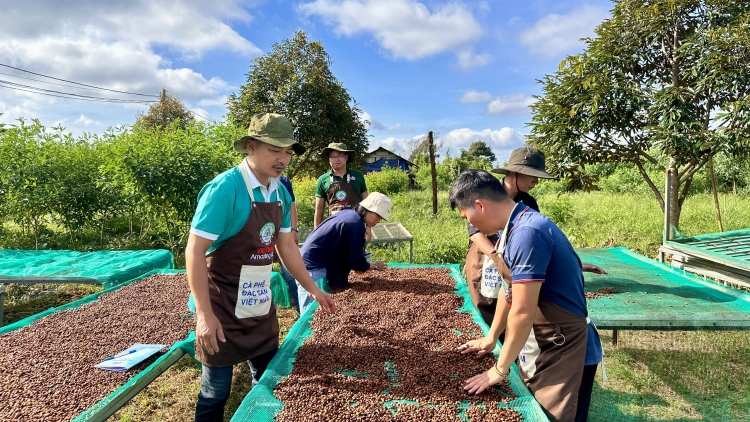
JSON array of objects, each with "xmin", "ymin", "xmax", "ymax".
[{"xmin": 586, "ymin": 316, "xmax": 607, "ymax": 382}]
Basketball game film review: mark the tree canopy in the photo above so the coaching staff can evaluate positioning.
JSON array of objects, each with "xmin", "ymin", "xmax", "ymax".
[
  {"xmin": 461, "ymin": 140, "xmax": 496, "ymax": 163},
  {"xmin": 226, "ymin": 31, "xmax": 368, "ymax": 178},
  {"xmin": 528, "ymin": 0, "xmax": 750, "ymax": 229},
  {"xmin": 135, "ymin": 89, "xmax": 193, "ymax": 130}
]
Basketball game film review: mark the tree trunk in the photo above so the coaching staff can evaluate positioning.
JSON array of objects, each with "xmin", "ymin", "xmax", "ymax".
[
  {"xmin": 666, "ymin": 166, "xmax": 682, "ymax": 239},
  {"xmin": 708, "ymin": 155, "xmax": 724, "ymax": 232}
]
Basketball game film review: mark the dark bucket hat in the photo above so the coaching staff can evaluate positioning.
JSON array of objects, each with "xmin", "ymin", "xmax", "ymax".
[
  {"xmin": 234, "ymin": 113, "xmax": 306, "ymax": 155},
  {"xmin": 321, "ymin": 142, "xmax": 355, "ymax": 163},
  {"xmin": 491, "ymin": 146, "xmax": 555, "ymax": 179}
]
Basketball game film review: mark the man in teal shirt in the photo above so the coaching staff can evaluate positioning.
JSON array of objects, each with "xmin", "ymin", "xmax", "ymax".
[
  {"xmin": 314, "ymin": 142, "xmax": 369, "ymax": 228},
  {"xmin": 186, "ymin": 113, "xmax": 335, "ymax": 421}
]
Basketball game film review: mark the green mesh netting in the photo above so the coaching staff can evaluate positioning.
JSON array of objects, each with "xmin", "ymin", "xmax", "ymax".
[
  {"xmin": 270, "ymin": 272, "xmax": 290, "ymax": 309},
  {"xmin": 0, "ymin": 269, "xmax": 195, "ymax": 421},
  {"xmin": 0, "ymin": 249, "xmax": 174, "ymax": 288},
  {"xmin": 577, "ymin": 247, "xmax": 750, "ymax": 330},
  {"xmin": 230, "ymin": 263, "xmax": 549, "ymax": 422},
  {"xmin": 666, "ymin": 228, "xmax": 750, "ymax": 272}
]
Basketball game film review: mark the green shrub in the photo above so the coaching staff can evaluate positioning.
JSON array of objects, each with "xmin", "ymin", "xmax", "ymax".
[
  {"xmin": 290, "ymin": 177, "xmax": 317, "ymax": 228},
  {"xmin": 542, "ymin": 194, "xmax": 574, "ymax": 226},
  {"xmin": 414, "ymin": 162, "xmax": 455, "ymax": 191},
  {"xmin": 364, "ymin": 167, "xmax": 409, "ymax": 196}
]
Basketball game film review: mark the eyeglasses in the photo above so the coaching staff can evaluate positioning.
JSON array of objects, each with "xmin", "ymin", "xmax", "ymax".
[{"xmin": 329, "ymin": 154, "xmax": 346, "ymax": 161}]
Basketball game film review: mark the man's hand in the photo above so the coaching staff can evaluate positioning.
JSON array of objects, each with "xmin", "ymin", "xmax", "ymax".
[
  {"xmin": 309, "ymin": 288, "xmax": 336, "ymax": 314},
  {"xmin": 196, "ymin": 311, "xmax": 226, "ymax": 355},
  {"xmin": 582, "ymin": 263, "xmax": 607, "ymax": 274},
  {"xmin": 372, "ymin": 260, "xmax": 387, "ymax": 271},
  {"xmin": 464, "ymin": 367, "xmax": 507, "ymax": 395},
  {"xmin": 457, "ymin": 336, "xmax": 496, "ymax": 356}
]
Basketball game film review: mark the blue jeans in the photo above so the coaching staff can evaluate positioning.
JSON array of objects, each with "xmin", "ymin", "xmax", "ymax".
[
  {"xmin": 296, "ymin": 268, "xmax": 327, "ymax": 316},
  {"xmin": 280, "ymin": 263, "xmax": 300, "ymax": 312},
  {"xmin": 194, "ymin": 347, "xmax": 277, "ymax": 422}
]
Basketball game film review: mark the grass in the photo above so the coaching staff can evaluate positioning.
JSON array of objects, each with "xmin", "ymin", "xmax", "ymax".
[
  {"xmin": 5, "ymin": 189, "xmax": 750, "ymax": 421},
  {"xmin": 2, "ymin": 283, "xmax": 101, "ymax": 325},
  {"xmin": 111, "ymin": 307, "xmax": 299, "ymax": 422}
]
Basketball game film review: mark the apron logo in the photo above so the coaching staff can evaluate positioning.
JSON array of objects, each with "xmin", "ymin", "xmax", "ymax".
[
  {"xmin": 335, "ymin": 190, "xmax": 347, "ymax": 201},
  {"xmin": 259, "ymin": 222, "xmax": 275, "ymax": 245}
]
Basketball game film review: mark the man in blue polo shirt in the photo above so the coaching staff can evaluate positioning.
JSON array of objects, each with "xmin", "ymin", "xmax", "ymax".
[
  {"xmin": 296, "ymin": 192, "xmax": 392, "ymax": 315},
  {"xmin": 451, "ymin": 169, "xmax": 602, "ymax": 422},
  {"xmin": 186, "ymin": 113, "xmax": 335, "ymax": 421}
]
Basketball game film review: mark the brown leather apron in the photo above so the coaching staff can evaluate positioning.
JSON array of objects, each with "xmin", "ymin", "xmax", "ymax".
[
  {"xmin": 195, "ymin": 172, "xmax": 281, "ymax": 367},
  {"xmin": 464, "ymin": 232, "xmax": 501, "ymax": 325},
  {"xmin": 326, "ymin": 173, "xmax": 359, "ymax": 214},
  {"xmin": 518, "ymin": 298, "xmax": 589, "ymax": 422}
]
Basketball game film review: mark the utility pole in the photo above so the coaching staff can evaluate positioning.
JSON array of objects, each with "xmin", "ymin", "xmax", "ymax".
[{"xmin": 428, "ymin": 131, "xmax": 437, "ymax": 216}]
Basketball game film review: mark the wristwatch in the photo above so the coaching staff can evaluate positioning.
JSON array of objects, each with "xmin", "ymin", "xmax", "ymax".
[{"xmin": 291, "ymin": 227, "xmax": 299, "ymax": 232}]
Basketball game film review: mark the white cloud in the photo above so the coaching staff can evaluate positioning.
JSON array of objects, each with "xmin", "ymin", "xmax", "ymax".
[
  {"xmin": 0, "ymin": 0, "xmax": 258, "ymax": 132},
  {"xmin": 373, "ymin": 134, "xmax": 425, "ymax": 156},
  {"xmin": 441, "ymin": 127, "xmax": 524, "ymax": 150},
  {"xmin": 360, "ymin": 110, "xmax": 412, "ymax": 132},
  {"xmin": 190, "ymin": 107, "xmax": 211, "ymax": 122},
  {"xmin": 372, "ymin": 127, "xmax": 525, "ymax": 161},
  {"xmin": 519, "ymin": 5, "xmax": 608, "ymax": 58},
  {"xmin": 459, "ymin": 91, "xmax": 536, "ymax": 115},
  {"xmin": 299, "ymin": 0, "xmax": 490, "ymax": 68},
  {"xmin": 459, "ymin": 90, "xmax": 493, "ymax": 103},
  {"xmin": 486, "ymin": 94, "xmax": 536, "ymax": 115},
  {"xmin": 74, "ymin": 114, "xmax": 98, "ymax": 126}
]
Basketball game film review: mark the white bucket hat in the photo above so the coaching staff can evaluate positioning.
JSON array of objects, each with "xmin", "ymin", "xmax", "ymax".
[{"xmin": 359, "ymin": 192, "xmax": 392, "ymax": 220}]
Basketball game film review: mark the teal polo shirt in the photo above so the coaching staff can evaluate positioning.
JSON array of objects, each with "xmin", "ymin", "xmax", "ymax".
[{"xmin": 190, "ymin": 163, "xmax": 293, "ymax": 253}]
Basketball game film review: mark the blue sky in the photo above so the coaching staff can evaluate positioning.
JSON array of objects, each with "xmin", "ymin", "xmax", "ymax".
[{"xmin": 0, "ymin": 0, "xmax": 613, "ymax": 164}]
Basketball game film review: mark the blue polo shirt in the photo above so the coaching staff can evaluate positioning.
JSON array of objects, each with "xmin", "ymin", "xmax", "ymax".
[
  {"xmin": 190, "ymin": 160, "xmax": 293, "ymax": 253},
  {"xmin": 503, "ymin": 204, "xmax": 602, "ymax": 366},
  {"xmin": 300, "ymin": 209, "xmax": 369, "ymax": 288}
]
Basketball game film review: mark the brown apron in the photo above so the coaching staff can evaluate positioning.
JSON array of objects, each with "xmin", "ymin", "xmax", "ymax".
[
  {"xmin": 517, "ymin": 298, "xmax": 589, "ymax": 422},
  {"xmin": 196, "ymin": 170, "xmax": 281, "ymax": 367},
  {"xmin": 326, "ymin": 172, "xmax": 359, "ymax": 214},
  {"xmin": 464, "ymin": 232, "xmax": 501, "ymax": 325}
]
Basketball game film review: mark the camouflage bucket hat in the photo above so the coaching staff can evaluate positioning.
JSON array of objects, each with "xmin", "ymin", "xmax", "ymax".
[
  {"xmin": 491, "ymin": 146, "xmax": 555, "ymax": 179},
  {"xmin": 234, "ymin": 113, "xmax": 306, "ymax": 155},
  {"xmin": 321, "ymin": 142, "xmax": 355, "ymax": 163}
]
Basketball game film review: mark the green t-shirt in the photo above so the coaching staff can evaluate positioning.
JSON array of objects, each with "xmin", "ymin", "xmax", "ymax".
[
  {"xmin": 315, "ymin": 168, "xmax": 368, "ymax": 202},
  {"xmin": 190, "ymin": 165, "xmax": 293, "ymax": 253}
]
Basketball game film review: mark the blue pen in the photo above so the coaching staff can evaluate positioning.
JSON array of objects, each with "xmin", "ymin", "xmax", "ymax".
[{"xmin": 104, "ymin": 349, "xmax": 137, "ymax": 361}]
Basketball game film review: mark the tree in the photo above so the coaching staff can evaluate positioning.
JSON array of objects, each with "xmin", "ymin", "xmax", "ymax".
[
  {"xmin": 462, "ymin": 140, "xmax": 496, "ymax": 163},
  {"xmin": 528, "ymin": 0, "xmax": 750, "ymax": 231},
  {"xmin": 227, "ymin": 31, "xmax": 368, "ymax": 178},
  {"xmin": 408, "ymin": 136, "xmax": 442, "ymax": 165},
  {"xmin": 135, "ymin": 89, "xmax": 193, "ymax": 130}
]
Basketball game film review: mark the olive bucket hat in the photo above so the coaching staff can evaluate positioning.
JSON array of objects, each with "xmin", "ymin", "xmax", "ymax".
[
  {"xmin": 491, "ymin": 146, "xmax": 556, "ymax": 179},
  {"xmin": 321, "ymin": 142, "xmax": 355, "ymax": 163},
  {"xmin": 234, "ymin": 113, "xmax": 306, "ymax": 155}
]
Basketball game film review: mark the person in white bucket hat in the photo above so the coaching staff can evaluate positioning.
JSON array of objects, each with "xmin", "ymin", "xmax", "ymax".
[{"xmin": 295, "ymin": 192, "xmax": 392, "ymax": 315}]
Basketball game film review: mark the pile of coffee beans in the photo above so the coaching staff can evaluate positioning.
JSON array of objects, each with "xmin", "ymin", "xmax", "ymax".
[
  {"xmin": 0, "ymin": 273, "xmax": 193, "ymax": 422},
  {"xmin": 275, "ymin": 268, "xmax": 523, "ymax": 421},
  {"xmin": 585, "ymin": 287, "xmax": 620, "ymax": 299}
]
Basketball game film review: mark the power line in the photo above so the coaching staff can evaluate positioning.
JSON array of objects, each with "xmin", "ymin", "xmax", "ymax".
[
  {"xmin": 0, "ymin": 70, "xmax": 102, "ymax": 91},
  {"xmin": 0, "ymin": 79, "xmax": 157, "ymax": 103},
  {"xmin": 0, "ymin": 63, "xmax": 159, "ymax": 98},
  {"xmin": 0, "ymin": 82, "xmax": 156, "ymax": 104},
  {"xmin": 189, "ymin": 110, "xmax": 210, "ymax": 122}
]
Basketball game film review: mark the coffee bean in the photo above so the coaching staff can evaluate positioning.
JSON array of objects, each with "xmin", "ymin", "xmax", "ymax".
[
  {"xmin": 275, "ymin": 269, "xmax": 523, "ymax": 421},
  {"xmin": 0, "ymin": 274, "xmax": 192, "ymax": 421}
]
